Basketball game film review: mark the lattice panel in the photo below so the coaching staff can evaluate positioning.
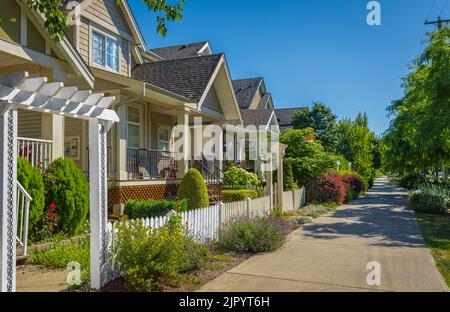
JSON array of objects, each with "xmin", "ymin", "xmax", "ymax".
[{"xmin": 108, "ymin": 184, "xmax": 179, "ymax": 208}]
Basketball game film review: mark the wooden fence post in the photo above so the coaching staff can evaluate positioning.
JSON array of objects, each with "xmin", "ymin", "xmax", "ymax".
[{"xmin": 246, "ymin": 197, "xmax": 251, "ymax": 218}]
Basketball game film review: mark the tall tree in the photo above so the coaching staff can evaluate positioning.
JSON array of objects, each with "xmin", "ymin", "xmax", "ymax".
[
  {"xmin": 383, "ymin": 26, "xmax": 450, "ymax": 177},
  {"xmin": 24, "ymin": 0, "xmax": 185, "ymax": 41},
  {"xmin": 292, "ymin": 102, "xmax": 339, "ymax": 153}
]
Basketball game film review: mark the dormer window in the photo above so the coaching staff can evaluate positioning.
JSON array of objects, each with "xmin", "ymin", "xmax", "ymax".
[{"xmin": 92, "ymin": 31, "xmax": 119, "ymax": 72}]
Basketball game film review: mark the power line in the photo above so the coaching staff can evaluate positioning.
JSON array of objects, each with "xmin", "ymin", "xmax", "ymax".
[
  {"xmin": 439, "ymin": 0, "xmax": 449, "ymax": 16},
  {"xmin": 425, "ymin": 16, "xmax": 450, "ymax": 29},
  {"xmin": 427, "ymin": 0, "xmax": 437, "ymax": 20}
]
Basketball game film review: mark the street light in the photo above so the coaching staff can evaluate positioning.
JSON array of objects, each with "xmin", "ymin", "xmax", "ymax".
[
  {"xmin": 349, "ymin": 162, "xmax": 352, "ymax": 172},
  {"xmin": 337, "ymin": 160, "xmax": 341, "ymax": 173}
]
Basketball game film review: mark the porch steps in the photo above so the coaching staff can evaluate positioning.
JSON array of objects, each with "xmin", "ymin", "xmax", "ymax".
[{"xmin": 16, "ymin": 245, "xmax": 28, "ymax": 265}]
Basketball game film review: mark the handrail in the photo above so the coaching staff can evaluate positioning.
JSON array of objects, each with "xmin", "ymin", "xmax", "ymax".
[
  {"xmin": 17, "ymin": 181, "xmax": 33, "ymax": 202},
  {"xmin": 16, "ymin": 181, "xmax": 33, "ymax": 257},
  {"xmin": 17, "ymin": 137, "xmax": 53, "ymax": 144}
]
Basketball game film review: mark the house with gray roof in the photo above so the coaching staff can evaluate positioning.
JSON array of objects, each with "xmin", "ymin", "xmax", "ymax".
[{"xmin": 275, "ymin": 107, "xmax": 309, "ymax": 132}]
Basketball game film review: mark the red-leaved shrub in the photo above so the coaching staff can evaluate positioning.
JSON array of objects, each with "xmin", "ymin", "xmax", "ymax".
[
  {"xmin": 306, "ymin": 173, "xmax": 347, "ymax": 204},
  {"xmin": 342, "ymin": 173, "xmax": 366, "ymax": 195}
]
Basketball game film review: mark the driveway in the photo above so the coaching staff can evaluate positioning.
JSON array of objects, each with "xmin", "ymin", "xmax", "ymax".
[{"xmin": 200, "ymin": 178, "xmax": 448, "ymax": 292}]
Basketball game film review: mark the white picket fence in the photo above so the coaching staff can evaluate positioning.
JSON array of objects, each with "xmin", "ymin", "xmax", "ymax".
[
  {"xmin": 104, "ymin": 195, "xmax": 273, "ymax": 282},
  {"xmin": 282, "ymin": 187, "xmax": 306, "ymax": 212}
]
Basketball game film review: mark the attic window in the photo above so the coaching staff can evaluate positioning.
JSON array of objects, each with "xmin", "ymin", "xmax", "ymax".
[{"xmin": 92, "ymin": 31, "xmax": 119, "ymax": 72}]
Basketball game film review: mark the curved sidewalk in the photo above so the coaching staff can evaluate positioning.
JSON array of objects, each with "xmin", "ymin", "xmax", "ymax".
[{"xmin": 200, "ymin": 178, "xmax": 448, "ymax": 292}]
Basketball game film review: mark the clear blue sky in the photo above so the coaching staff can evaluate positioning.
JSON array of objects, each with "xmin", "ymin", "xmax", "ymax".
[{"xmin": 129, "ymin": 0, "xmax": 450, "ymax": 135}]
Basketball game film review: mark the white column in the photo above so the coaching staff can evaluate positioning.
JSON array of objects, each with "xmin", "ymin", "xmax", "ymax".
[
  {"xmin": 277, "ymin": 153, "xmax": 284, "ymax": 211},
  {"xmin": 265, "ymin": 156, "xmax": 274, "ymax": 211},
  {"xmin": 176, "ymin": 109, "xmax": 190, "ymax": 180},
  {"xmin": 116, "ymin": 103, "xmax": 128, "ymax": 180},
  {"xmin": 0, "ymin": 105, "xmax": 18, "ymax": 292},
  {"xmin": 42, "ymin": 114, "xmax": 65, "ymax": 159},
  {"xmin": 89, "ymin": 119, "xmax": 109, "ymax": 290}
]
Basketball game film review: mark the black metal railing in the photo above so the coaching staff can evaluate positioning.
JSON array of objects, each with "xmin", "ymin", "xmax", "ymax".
[
  {"xmin": 190, "ymin": 155, "xmax": 222, "ymax": 204},
  {"xmin": 127, "ymin": 148, "xmax": 178, "ymax": 180}
]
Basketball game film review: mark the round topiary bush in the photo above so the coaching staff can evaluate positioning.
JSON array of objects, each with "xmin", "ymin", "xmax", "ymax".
[
  {"xmin": 177, "ymin": 168, "xmax": 209, "ymax": 210},
  {"xmin": 223, "ymin": 166, "xmax": 261, "ymax": 189},
  {"xmin": 17, "ymin": 157, "xmax": 45, "ymax": 232},
  {"xmin": 306, "ymin": 174, "xmax": 347, "ymax": 204},
  {"xmin": 43, "ymin": 158, "xmax": 89, "ymax": 235}
]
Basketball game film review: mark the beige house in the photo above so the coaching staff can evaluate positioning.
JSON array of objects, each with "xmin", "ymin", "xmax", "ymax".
[{"xmin": 0, "ymin": 0, "xmax": 250, "ymax": 210}]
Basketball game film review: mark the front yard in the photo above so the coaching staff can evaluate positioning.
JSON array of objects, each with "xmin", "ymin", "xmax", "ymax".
[{"xmin": 416, "ymin": 212, "xmax": 450, "ymax": 287}]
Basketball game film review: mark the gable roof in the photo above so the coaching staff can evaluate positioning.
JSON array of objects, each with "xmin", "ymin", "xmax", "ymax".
[
  {"xmin": 240, "ymin": 109, "xmax": 275, "ymax": 128},
  {"xmin": 257, "ymin": 93, "xmax": 272, "ymax": 110},
  {"xmin": 232, "ymin": 77, "xmax": 263, "ymax": 109},
  {"xmin": 150, "ymin": 42, "xmax": 210, "ymax": 60},
  {"xmin": 131, "ymin": 54, "xmax": 223, "ymax": 101},
  {"xmin": 275, "ymin": 108, "xmax": 308, "ymax": 127}
]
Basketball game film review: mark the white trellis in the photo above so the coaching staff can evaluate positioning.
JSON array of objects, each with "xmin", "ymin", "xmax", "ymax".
[{"xmin": 0, "ymin": 71, "xmax": 119, "ymax": 292}]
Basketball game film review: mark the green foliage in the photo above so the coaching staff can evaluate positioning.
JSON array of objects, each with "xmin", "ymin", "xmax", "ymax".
[
  {"xmin": 113, "ymin": 216, "xmax": 209, "ymax": 291},
  {"xmin": 218, "ymin": 216, "xmax": 290, "ymax": 253},
  {"xmin": 177, "ymin": 169, "xmax": 209, "ymax": 210},
  {"xmin": 409, "ymin": 186, "xmax": 450, "ymax": 215},
  {"xmin": 283, "ymin": 161, "xmax": 295, "ymax": 191},
  {"xmin": 43, "ymin": 158, "xmax": 89, "ymax": 236},
  {"xmin": 26, "ymin": 0, "xmax": 184, "ymax": 41},
  {"xmin": 17, "ymin": 157, "xmax": 45, "ymax": 232},
  {"xmin": 383, "ymin": 27, "xmax": 450, "ymax": 177},
  {"xmin": 29, "ymin": 239, "xmax": 90, "ymax": 284},
  {"xmin": 292, "ymin": 102, "xmax": 339, "ymax": 153},
  {"xmin": 222, "ymin": 190, "xmax": 259, "ymax": 203},
  {"xmin": 399, "ymin": 173, "xmax": 428, "ymax": 190},
  {"xmin": 124, "ymin": 199, "xmax": 188, "ymax": 219},
  {"xmin": 223, "ymin": 166, "xmax": 261, "ymax": 188}
]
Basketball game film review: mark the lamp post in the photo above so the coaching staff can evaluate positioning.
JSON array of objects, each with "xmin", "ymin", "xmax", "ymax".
[
  {"xmin": 337, "ymin": 160, "xmax": 341, "ymax": 173},
  {"xmin": 349, "ymin": 162, "xmax": 352, "ymax": 172}
]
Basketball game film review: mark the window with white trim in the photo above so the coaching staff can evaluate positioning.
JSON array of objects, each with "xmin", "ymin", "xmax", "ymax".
[
  {"xmin": 92, "ymin": 31, "xmax": 119, "ymax": 72},
  {"xmin": 158, "ymin": 126, "xmax": 171, "ymax": 152},
  {"xmin": 127, "ymin": 106, "xmax": 140, "ymax": 149}
]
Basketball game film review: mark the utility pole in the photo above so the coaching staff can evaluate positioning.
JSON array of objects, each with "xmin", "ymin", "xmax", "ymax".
[{"xmin": 425, "ymin": 16, "xmax": 450, "ymax": 29}]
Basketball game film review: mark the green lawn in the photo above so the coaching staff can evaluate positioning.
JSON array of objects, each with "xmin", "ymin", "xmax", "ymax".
[{"xmin": 416, "ymin": 213, "xmax": 450, "ymax": 287}]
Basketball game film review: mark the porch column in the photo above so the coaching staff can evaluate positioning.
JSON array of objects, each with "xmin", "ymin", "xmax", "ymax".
[
  {"xmin": 0, "ymin": 105, "xmax": 18, "ymax": 292},
  {"xmin": 89, "ymin": 119, "xmax": 109, "ymax": 290},
  {"xmin": 277, "ymin": 153, "xmax": 284, "ymax": 210},
  {"xmin": 265, "ymin": 155, "xmax": 274, "ymax": 211},
  {"xmin": 116, "ymin": 103, "xmax": 128, "ymax": 180},
  {"xmin": 176, "ymin": 108, "xmax": 190, "ymax": 179},
  {"xmin": 42, "ymin": 114, "xmax": 64, "ymax": 159}
]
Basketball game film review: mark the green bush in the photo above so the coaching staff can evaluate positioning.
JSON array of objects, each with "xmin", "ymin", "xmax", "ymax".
[
  {"xmin": 125, "ymin": 199, "xmax": 188, "ymax": 219},
  {"xmin": 218, "ymin": 216, "xmax": 290, "ymax": 253},
  {"xmin": 283, "ymin": 160, "xmax": 295, "ymax": 191},
  {"xmin": 17, "ymin": 157, "xmax": 45, "ymax": 232},
  {"xmin": 223, "ymin": 166, "xmax": 261, "ymax": 189},
  {"xmin": 399, "ymin": 173, "xmax": 428, "ymax": 190},
  {"xmin": 409, "ymin": 186, "xmax": 450, "ymax": 215},
  {"xmin": 222, "ymin": 190, "xmax": 259, "ymax": 203},
  {"xmin": 43, "ymin": 158, "xmax": 89, "ymax": 236},
  {"xmin": 177, "ymin": 169, "xmax": 209, "ymax": 210},
  {"xmin": 29, "ymin": 239, "xmax": 90, "ymax": 284},
  {"xmin": 113, "ymin": 216, "xmax": 209, "ymax": 291}
]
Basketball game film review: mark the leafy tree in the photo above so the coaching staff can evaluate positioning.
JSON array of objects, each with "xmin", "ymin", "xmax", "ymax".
[
  {"xmin": 25, "ymin": 0, "xmax": 184, "ymax": 41},
  {"xmin": 292, "ymin": 102, "xmax": 339, "ymax": 153},
  {"xmin": 280, "ymin": 129, "xmax": 335, "ymax": 186},
  {"xmin": 383, "ymin": 26, "xmax": 450, "ymax": 178}
]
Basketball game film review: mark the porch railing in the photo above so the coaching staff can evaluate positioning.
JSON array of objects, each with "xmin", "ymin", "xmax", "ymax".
[
  {"xmin": 18, "ymin": 137, "xmax": 53, "ymax": 170},
  {"xmin": 127, "ymin": 148, "xmax": 178, "ymax": 180},
  {"xmin": 16, "ymin": 181, "xmax": 32, "ymax": 257}
]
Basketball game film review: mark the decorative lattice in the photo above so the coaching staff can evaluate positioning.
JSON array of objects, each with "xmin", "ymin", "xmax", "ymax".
[{"xmin": 108, "ymin": 183, "xmax": 179, "ymax": 208}]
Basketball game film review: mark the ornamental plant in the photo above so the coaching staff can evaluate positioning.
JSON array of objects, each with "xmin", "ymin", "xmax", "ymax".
[
  {"xmin": 43, "ymin": 158, "xmax": 89, "ymax": 236},
  {"xmin": 306, "ymin": 173, "xmax": 347, "ymax": 205},
  {"xmin": 17, "ymin": 157, "xmax": 45, "ymax": 232},
  {"xmin": 177, "ymin": 168, "xmax": 209, "ymax": 210},
  {"xmin": 223, "ymin": 166, "xmax": 261, "ymax": 189},
  {"xmin": 342, "ymin": 173, "xmax": 367, "ymax": 197}
]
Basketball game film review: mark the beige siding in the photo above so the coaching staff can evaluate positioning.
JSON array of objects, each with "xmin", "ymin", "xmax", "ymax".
[
  {"xmin": 86, "ymin": 0, "xmax": 131, "ymax": 34},
  {"xmin": 0, "ymin": 0, "xmax": 21, "ymax": 43},
  {"xmin": 79, "ymin": 17, "xmax": 90, "ymax": 64},
  {"xmin": 64, "ymin": 117, "xmax": 87, "ymax": 170},
  {"xmin": 250, "ymin": 90, "xmax": 262, "ymax": 110},
  {"xmin": 120, "ymin": 38, "xmax": 130, "ymax": 75},
  {"xmin": 150, "ymin": 112, "xmax": 175, "ymax": 150},
  {"xmin": 27, "ymin": 19, "xmax": 46, "ymax": 53},
  {"xmin": 18, "ymin": 111, "xmax": 42, "ymax": 139},
  {"xmin": 203, "ymin": 87, "xmax": 223, "ymax": 114}
]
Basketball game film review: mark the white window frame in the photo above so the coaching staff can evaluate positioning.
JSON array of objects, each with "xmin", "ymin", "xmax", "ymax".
[
  {"xmin": 157, "ymin": 125, "xmax": 172, "ymax": 152},
  {"xmin": 127, "ymin": 105, "xmax": 141, "ymax": 149},
  {"xmin": 89, "ymin": 24, "xmax": 121, "ymax": 73}
]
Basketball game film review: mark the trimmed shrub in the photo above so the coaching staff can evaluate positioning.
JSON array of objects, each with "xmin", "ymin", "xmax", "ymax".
[
  {"xmin": 223, "ymin": 166, "xmax": 261, "ymax": 189},
  {"xmin": 409, "ymin": 186, "xmax": 450, "ymax": 215},
  {"xmin": 218, "ymin": 216, "xmax": 290, "ymax": 253},
  {"xmin": 306, "ymin": 173, "xmax": 347, "ymax": 205},
  {"xmin": 177, "ymin": 168, "xmax": 209, "ymax": 210},
  {"xmin": 113, "ymin": 216, "xmax": 209, "ymax": 291},
  {"xmin": 342, "ymin": 172, "xmax": 367, "ymax": 197},
  {"xmin": 222, "ymin": 190, "xmax": 259, "ymax": 203},
  {"xmin": 283, "ymin": 160, "xmax": 295, "ymax": 191},
  {"xmin": 399, "ymin": 173, "xmax": 428, "ymax": 190},
  {"xmin": 43, "ymin": 158, "xmax": 89, "ymax": 236},
  {"xmin": 124, "ymin": 199, "xmax": 188, "ymax": 219},
  {"xmin": 17, "ymin": 157, "xmax": 45, "ymax": 232}
]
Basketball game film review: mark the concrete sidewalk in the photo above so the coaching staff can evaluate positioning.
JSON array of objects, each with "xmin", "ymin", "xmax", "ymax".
[{"xmin": 200, "ymin": 178, "xmax": 448, "ymax": 292}]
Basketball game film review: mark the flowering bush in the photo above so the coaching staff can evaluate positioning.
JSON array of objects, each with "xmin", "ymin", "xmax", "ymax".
[
  {"xmin": 306, "ymin": 173, "xmax": 347, "ymax": 204},
  {"xmin": 342, "ymin": 173, "xmax": 367, "ymax": 197},
  {"xmin": 223, "ymin": 166, "xmax": 261, "ymax": 189}
]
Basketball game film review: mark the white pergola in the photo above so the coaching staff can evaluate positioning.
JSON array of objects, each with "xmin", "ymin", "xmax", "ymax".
[{"xmin": 0, "ymin": 72, "xmax": 119, "ymax": 292}]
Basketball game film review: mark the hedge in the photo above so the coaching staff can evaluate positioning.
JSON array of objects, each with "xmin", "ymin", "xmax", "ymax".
[
  {"xmin": 125, "ymin": 199, "xmax": 188, "ymax": 219},
  {"xmin": 222, "ymin": 190, "xmax": 259, "ymax": 203}
]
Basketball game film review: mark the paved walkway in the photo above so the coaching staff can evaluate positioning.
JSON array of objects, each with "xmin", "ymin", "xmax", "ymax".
[{"xmin": 200, "ymin": 178, "xmax": 448, "ymax": 292}]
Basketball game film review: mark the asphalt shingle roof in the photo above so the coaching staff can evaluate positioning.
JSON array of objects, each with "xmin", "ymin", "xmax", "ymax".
[
  {"xmin": 232, "ymin": 78, "xmax": 263, "ymax": 109},
  {"xmin": 257, "ymin": 93, "xmax": 272, "ymax": 110},
  {"xmin": 275, "ymin": 108, "xmax": 308, "ymax": 127},
  {"xmin": 240, "ymin": 109, "xmax": 274, "ymax": 127},
  {"xmin": 150, "ymin": 42, "xmax": 209, "ymax": 60},
  {"xmin": 132, "ymin": 54, "xmax": 223, "ymax": 101}
]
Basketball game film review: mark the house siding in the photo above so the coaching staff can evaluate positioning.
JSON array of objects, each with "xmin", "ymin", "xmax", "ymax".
[
  {"xmin": 203, "ymin": 86, "xmax": 223, "ymax": 114},
  {"xmin": 150, "ymin": 111, "xmax": 175, "ymax": 150},
  {"xmin": 0, "ymin": 0, "xmax": 21, "ymax": 43},
  {"xmin": 86, "ymin": 0, "xmax": 131, "ymax": 34},
  {"xmin": 18, "ymin": 110, "xmax": 42, "ymax": 139},
  {"xmin": 79, "ymin": 17, "xmax": 90, "ymax": 64}
]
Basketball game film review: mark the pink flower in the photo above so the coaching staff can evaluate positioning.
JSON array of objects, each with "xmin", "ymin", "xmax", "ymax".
[
  {"xmin": 47, "ymin": 213, "xmax": 54, "ymax": 219},
  {"xmin": 49, "ymin": 203, "xmax": 57, "ymax": 212}
]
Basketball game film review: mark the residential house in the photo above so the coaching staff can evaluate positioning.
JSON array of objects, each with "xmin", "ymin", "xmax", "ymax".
[{"xmin": 275, "ymin": 107, "xmax": 309, "ymax": 132}]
